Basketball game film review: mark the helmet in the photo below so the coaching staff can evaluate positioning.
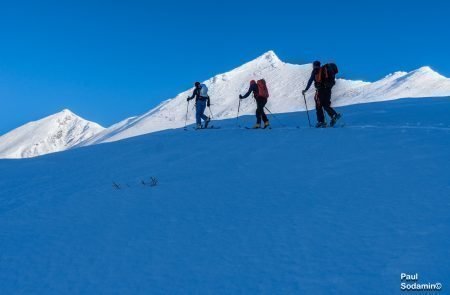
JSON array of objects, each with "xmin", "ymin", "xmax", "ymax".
[
  {"xmin": 313, "ymin": 61, "xmax": 321, "ymax": 68},
  {"xmin": 195, "ymin": 82, "xmax": 201, "ymax": 87},
  {"xmin": 250, "ymin": 80, "xmax": 257, "ymax": 85}
]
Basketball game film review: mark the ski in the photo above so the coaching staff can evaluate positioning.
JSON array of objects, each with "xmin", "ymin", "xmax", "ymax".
[
  {"xmin": 333, "ymin": 122, "xmax": 345, "ymax": 128},
  {"xmin": 244, "ymin": 126, "xmax": 272, "ymax": 130},
  {"xmin": 194, "ymin": 125, "xmax": 221, "ymax": 130}
]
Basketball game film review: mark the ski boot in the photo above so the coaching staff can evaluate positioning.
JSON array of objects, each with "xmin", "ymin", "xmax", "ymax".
[
  {"xmin": 204, "ymin": 117, "xmax": 211, "ymax": 128},
  {"xmin": 263, "ymin": 121, "xmax": 270, "ymax": 129},
  {"xmin": 330, "ymin": 113, "xmax": 342, "ymax": 127},
  {"xmin": 252, "ymin": 123, "xmax": 261, "ymax": 129},
  {"xmin": 195, "ymin": 124, "xmax": 202, "ymax": 130},
  {"xmin": 315, "ymin": 122, "xmax": 327, "ymax": 128}
]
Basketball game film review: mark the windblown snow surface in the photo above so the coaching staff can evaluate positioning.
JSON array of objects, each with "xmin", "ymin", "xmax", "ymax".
[
  {"xmin": 83, "ymin": 51, "xmax": 450, "ymax": 145},
  {"xmin": 0, "ymin": 98, "xmax": 449, "ymax": 294},
  {"xmin": 0, "ymin": 109, "xmax": 104, "ymax": 159}
]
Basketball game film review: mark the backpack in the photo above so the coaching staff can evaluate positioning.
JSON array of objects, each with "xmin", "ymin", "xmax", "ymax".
[
  {"xmin": 200, "ymin": 84, "xmax": 209, "ymax": 97},
  {"xmin": 256, "ymin": 79, "xmax": 269, "ymax": 99},
  {"xmin": 315, "ymin": 63, "xmax": 339, "ymax": 89}
]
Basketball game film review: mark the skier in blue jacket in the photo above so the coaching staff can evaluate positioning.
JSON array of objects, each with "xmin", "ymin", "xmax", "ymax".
[{"xmin": 187, "ymin": 82, "xmax": 211, "ymax": 129}]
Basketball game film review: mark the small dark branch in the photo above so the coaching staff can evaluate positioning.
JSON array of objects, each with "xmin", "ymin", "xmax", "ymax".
[
  {"xmin": 141, "ymin": 177, "xmax": 159, "ymax": 187},
  {"xmin": 149, "ymin": 177, "xmax": 158, "ymax": 187},
  {"xmin": 112, "ymin": 182, "xmax": 121, "ymax": 190}
]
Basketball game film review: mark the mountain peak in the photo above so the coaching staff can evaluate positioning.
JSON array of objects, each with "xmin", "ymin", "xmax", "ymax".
[
  {"xmin": 263, "ymin": 50, "xmax": 278, "ymax": 58},
  {"xmin": 242, "ymin": 50, "xmax": 282, "ymax": 68},
  {"xmin": 408, "ymin": 66, "xmax": 445, "ymax": 79},
  {"xmin": 257, "ymin": 50, "xmax": 281, "ymax": 63},
  {"xmin": 0, "ymin": 110, "xmax": 104, "ymax": 159},
  {"xmin": 418, "ymin": 66, "xmax": 433, "ymax": 72},
  {"xmin": 58, "ymin": 109, "xmax": 76, "ymax": 116},
  {"xmin": 414, "ymin": 66, "xmax": 439, "ymax": 75},
  {"xmin": 382, "ymin": 66, "xmax": 446, "ymax": 81},
  {"xmin": 227, "ymin": 50, "xmax": 283, "ymax": 77},
  {"xmin": 47, "ymin": 109, "xmax": 77, "ymax": 120}
]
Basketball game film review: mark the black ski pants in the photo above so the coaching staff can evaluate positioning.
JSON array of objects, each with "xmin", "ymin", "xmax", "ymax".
[
  {"xmin": 256, "ymin": 98, "xmax": 269, "ymax": 124},
  {"xmin": 315, "ymin": 88, "xmax": 337, "ymax": 123}
]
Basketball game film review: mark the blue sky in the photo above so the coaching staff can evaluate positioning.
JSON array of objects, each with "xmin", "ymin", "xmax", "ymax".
[{"xmin": 1, "ymin": 0, "xmax": 449, "ymax": 134}]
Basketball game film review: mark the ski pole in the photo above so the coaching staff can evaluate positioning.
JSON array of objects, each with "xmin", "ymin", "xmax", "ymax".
[
  {"xmin": 184, "ymin": 100, "xmax": 190, "ymax": 129},
  {"xmin": 208, "ymin": 106, "xmax": 214, "ymax": 119},
  {"xmin": 236, "ymin": 98, "xmax": 241, "ymax": 127},
  {"xmin": 303, "ymin": 93, "xmax": 312, "ymax": 128},
  {"xmin": 264, "ymin": 106, "xmax": 285, "ymax": 127}
]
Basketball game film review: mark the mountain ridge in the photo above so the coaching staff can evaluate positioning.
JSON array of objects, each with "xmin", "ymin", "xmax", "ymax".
[
  {"xmin": 82, "ymin": 51, "xmax": 450, "ymax": 145},
  {"xmin": 2, "ymin": 50, "xmax": 450, "ymax": 158}
]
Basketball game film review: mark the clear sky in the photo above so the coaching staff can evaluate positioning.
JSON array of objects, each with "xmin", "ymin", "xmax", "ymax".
[{"xmin": 1, "ymin": 0, "xmax": 449, "ymax": 134}]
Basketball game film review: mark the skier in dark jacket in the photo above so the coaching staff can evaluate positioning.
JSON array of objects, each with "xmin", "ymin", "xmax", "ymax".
[
  {"xmin": 187, "ymin": 82, "xmax": 211, "ymax": 129},
  {"xmin": 302, "ymin": 61, "xmax": 341, "ymax": 128},
  {"xmin": 239, "ymin": 80, "xmax": 270, "ymax": 129}
]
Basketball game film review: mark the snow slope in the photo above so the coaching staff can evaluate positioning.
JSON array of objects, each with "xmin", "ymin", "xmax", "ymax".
[
  {"xmin": 83, "ymin": 51, "xmax": 450, "ymax": 145},
  {"xmin": 0, "ymin": 98, "xmax": 449, "ymax": 294},
  {"xmin": 0, "ymin": 109, "xmax": 104, "ymax": 159}
]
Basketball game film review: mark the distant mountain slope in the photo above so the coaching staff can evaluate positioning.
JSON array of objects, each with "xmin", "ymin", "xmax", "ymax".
[
  {"xmin": 83, "ymin": 51, "xmax": 450, "ymax": 145},
  {"xmin": 0, "ymin": 109, "xmax": 104, "ymax": 159}
]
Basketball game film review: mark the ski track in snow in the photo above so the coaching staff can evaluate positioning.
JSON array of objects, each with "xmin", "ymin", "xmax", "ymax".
[{"xmin": 180, "ymin": 124, "xmax": 450, "ymax": 132}]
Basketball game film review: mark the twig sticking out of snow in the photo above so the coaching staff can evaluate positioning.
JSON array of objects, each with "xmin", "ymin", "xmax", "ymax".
[
  {"xmin": 141, "ymin": 177, "xmax": 159, "ymax": 187},
  {"xmin": 112, "ymin": 182, "xmax": 121, "ymax": 190}
]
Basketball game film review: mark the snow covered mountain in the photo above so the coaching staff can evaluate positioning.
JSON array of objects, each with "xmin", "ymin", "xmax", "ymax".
[
  {"xmin": 0, "ymin": 109, "xmax": 104, "ymax": 159},
  {"xmin": 83, "ymin": 51, "xmax": 450, "ymax": 145},
  {"xmin": 2, "ymin": 51, "xmax": 450, "ymax": 158}
]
